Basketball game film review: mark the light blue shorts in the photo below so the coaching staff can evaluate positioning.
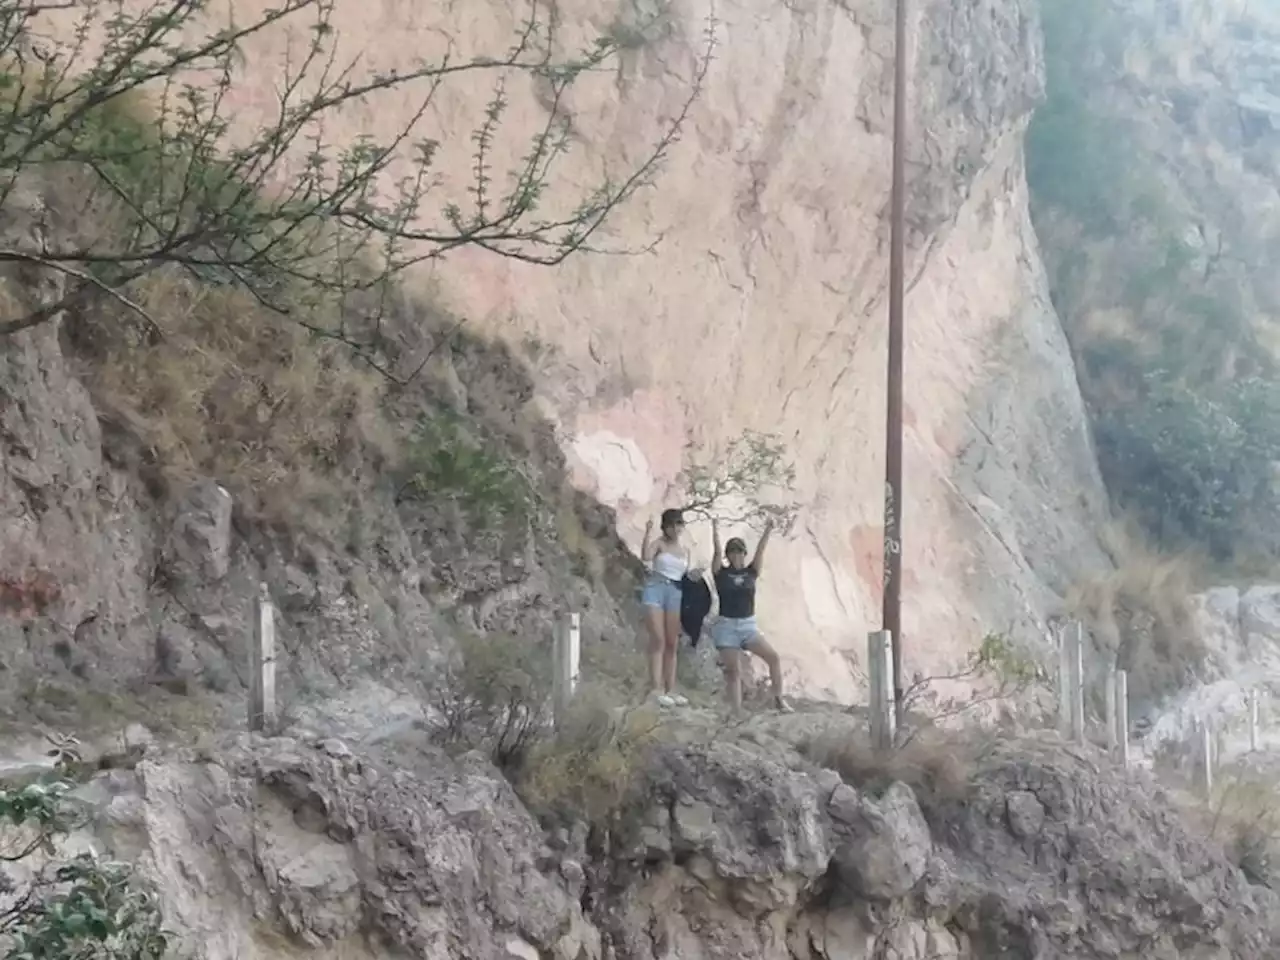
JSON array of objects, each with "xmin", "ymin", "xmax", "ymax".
[
  {"xmin": 713, "ymin": 616, "xmax": 759, "ymax": 650},
  {"xmin": 641, "ymin": 575, "xmax": 682, "ymax": 613}
]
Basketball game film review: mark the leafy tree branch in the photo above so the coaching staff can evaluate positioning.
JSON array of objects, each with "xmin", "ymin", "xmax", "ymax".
[
  {"xmin": 0, "ymin": 743, "xmax": 167, "ymax": 960},
  {"xmin": 679, "ymin": 430, "xmax": 801, "ymax": 533},
  {"xmin": 0, "ymin": 0, "xmax": 715, "ymax": 351}
]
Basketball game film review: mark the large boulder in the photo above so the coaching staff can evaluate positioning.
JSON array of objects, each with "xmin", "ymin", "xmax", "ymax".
[
  {"xmin": 84, "ymin": 733, "xmax": 594, "ymax": 960},
  {"xmin": 830, "ymin": 780, "xmax": 931, "ymax": 900}
]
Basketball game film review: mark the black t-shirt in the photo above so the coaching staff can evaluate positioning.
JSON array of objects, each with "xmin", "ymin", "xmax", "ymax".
[{"xmin": 714, "ymin": 564, "xmax": 758, "ymax": 619}]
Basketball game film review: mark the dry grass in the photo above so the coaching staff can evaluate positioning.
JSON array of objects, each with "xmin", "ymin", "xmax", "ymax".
[
  {"xmin": 803, "ymin": 727, "xmax": 984, "ymax": 816},
  {"xmin": 518, "ymin": 685, "xmax": 666, "ymax": 826},
  {"xmin": 0, "ymin": 674, "xmax": 223, "ymax": 740},
  {"xmin": 555, "ymin": 482, "xmax": 607, "ymax": 584},
  {"xmin": 1177, "ymin": 762, "xmax": 1280, "ymax": 888},
  {"xmin": 69, "ymin": 270, "xmax": 400, "ymax": 527},
  {"xmin": 1067, "ymin": 518, "xmax": 1204, "ymax": 706}
]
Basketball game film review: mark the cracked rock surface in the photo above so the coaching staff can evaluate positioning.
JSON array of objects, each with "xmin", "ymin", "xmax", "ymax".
[{"xmin": 42, "ymin": 712, "xmax": 1280, "ymax": 960}]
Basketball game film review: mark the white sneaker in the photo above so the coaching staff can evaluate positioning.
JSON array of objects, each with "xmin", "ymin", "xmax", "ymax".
[
  {"xmin": 775, "ymin": 696, "xmax": 794, "ymax": 714},
  {"xmin": 655, "ymin": 694, "xmax": 677, "ymax": 708},
  {"xmin": 670, "ymin": 694, "xmax": 690, "ymax": 707}
]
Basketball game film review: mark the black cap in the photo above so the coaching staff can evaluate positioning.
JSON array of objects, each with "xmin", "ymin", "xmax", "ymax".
[{"xmin": 725, "ymin": 537, "xmax": 747, "ymax": 554}]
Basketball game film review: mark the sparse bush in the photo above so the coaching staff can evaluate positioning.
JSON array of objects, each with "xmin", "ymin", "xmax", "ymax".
[
  {"xmin": 680, "ymin": 430, "xmax": 801, "ymax": 533},
  {"xmin": 1187, "ymin": 764, "xmax": 1280, "ymax": 888},
  {"xmin": 897, "ymin": 632, "xmax": 1051, "ymax": 744},
  {"xmin": 803, "ymin": 728, "xmax": 988, "ymax": 816},
  {"xmin": 430, "ymin": 630, "xmax": 553, "ymax": 771},
  {"xmin": 396, "ymin": 412, "xmax": 533, "ymax": 528},
  {"xmin": 1068, "ymin": 521, "xmax": 1204, "ymax": 708},
  {"xmin": 518, "ymin": 686, "xmax": 664, "ymax": 826},
  {"xmin": 0, "ymin": 762, "xmax": 168, "ymax": 960}
]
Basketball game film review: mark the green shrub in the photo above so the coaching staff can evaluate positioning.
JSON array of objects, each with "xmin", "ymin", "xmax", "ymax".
[
  {"xmin": 1029, "ymin": 0, "xmax": 1280, "ymax": 562},
  {"xmin": 0, "ymin": 772, "xmax": 168, "ymax": 960},
  {"xmin": 397, "ymin": 412, "xmax": 532, "ymax": 528},
  {"xmin": 1097, "ymin": 375, "xmax": 1280, "ymax": 556}
]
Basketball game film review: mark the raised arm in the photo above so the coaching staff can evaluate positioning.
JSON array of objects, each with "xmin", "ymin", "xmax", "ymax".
[
  {"xmin": 641, "ymin": 517, "xmax": 659, "ymax": 563},
  {"xmin": 750, "ymin": 518, "xmax": 774, "ymax": 575},
  {"xmin": 710, "ymin": 519, "xmax": 724, "ymax": 572}
]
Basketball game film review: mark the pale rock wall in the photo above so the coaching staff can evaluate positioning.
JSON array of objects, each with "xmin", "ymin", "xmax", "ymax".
[{"xmin": 45, "ymin": 0, "xmax": 1111, "ymax": 699}]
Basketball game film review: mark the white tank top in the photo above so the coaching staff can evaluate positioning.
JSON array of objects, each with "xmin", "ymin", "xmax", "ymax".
[{"xmin": 651, "ymin": 549, "xmax": 688, "ymax": 581}]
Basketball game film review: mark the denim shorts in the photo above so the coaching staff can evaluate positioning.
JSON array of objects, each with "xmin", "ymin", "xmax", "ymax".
[
  {"xmin": 641, "ymin": 574, "xmax": 683, "ymax": 613},
  {"xmin": 713, "ymin": 616, "xmax": 759, "ymax": 650}
]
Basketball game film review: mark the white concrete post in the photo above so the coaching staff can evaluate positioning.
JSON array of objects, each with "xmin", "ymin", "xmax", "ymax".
[
  {"xmin": 1057, "ymin": 621, "xmax": 1085, "ymax": 744},
  {"xmin": 1195, "ymin": 717, "xmax": 1214, "ymax": 797},
  {"xmin": 249, "ymin": 582, "xmax": 277, "ymax": 732},
  {"xmin": 1105, "ymin": 660, "xmax": 1118, "ymax": 751},
  {"xmin": 868, "ymin": 630, "xmax": 897, "ymax": 752},
  {"xmin": 553, "ymin": 612, "xmax": 581, "ymax": 727},
  {"xmin": 1056, "ymin": 624, "xmax": 1072, "ymax": 738},
  {"xmin": 1249, "ymin": 689, "xmax": 1260, "ymax": 753},
  {"xmin": 1071, "ymin": 622, "xmax": 1086, "ymax": 745},
  {"xmin": 1116, "ymin": 669, "xmax": 1130, "ymax": 769}
]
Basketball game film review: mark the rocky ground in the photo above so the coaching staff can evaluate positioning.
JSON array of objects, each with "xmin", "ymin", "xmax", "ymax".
[{"xmin": 5, "ymin": 701, "xmax": 1277, "ymax": 960}]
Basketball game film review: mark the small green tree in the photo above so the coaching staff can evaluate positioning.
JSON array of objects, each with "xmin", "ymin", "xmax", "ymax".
[
  {"xmin": 679, "ymin": 430, "xmax": 801, "ymax": 533},
  {"xmin": 0, "ymin": 0, "xmax": 712, "ymax": 372},
  {"xmin": 395, "ymin": 412, "xmax": 532, "ymax": 528},
  {"xmin": 0, "ymin": 771, "xmax": 167, "ymax": 960}
]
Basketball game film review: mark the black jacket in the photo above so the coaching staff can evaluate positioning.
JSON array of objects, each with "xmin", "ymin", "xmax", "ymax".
[{"xmin": 680, "ymin": 575, "xmax": 713, "ymax": 646}]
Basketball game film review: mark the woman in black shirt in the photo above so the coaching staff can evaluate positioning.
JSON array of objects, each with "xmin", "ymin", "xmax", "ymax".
[{"xmin": 709, "ymin": 518, "xmax": 792, "ymax": 714}]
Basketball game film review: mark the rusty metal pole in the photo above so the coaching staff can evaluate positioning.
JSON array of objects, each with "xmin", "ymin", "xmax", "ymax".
[{"xmin": 882, "ymin": 0, "xmax": 908, "ymax": 726}]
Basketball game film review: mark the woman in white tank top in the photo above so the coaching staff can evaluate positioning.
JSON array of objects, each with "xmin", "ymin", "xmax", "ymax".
[{"xmin": 640, "ymin": 508, "xmax": 697, "ymax": 706}]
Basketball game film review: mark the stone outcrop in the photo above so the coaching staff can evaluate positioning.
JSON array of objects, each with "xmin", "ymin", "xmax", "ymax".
[{"xmin": 32, "ymin": 717, "xmax": 1280, "ymax": 960}]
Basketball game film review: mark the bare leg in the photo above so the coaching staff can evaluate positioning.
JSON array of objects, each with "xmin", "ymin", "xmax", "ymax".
[
  {"xmin": 744, "ymin": 635, "xmax": 788, "ymax": 705},
  {"xmin": 719, "ymin": 648, "xmax": 744, "ymax": 714},
  {"xmin": 662, "ymin": 609, "xmax": 681, "ymax": 693},
  {"xmin": 645, "ymin": 606, "xmax": 666, "ymax": 693}
]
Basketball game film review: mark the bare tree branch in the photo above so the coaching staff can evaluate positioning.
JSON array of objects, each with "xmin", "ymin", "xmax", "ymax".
[{"xmin": 0, "ymin": 0, "xmax": 715, "ymax": 349}]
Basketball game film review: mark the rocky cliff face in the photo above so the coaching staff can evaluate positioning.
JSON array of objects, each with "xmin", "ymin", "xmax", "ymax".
[
  {"xmin": 23, "ymin": 714, "xmax": 1278, "ymax": 960},
  {"xmin": 106, "ymin": 0, "xmax": 1106, "ymax": 698},
  {"xmin": 455, "ymin": 0, "xmax": 1113, "ymax": 693}
]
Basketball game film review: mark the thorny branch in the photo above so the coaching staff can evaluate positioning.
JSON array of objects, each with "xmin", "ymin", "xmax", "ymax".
[
  {"xmin": 894, "ymin": 632, "xmax": 1050, "ymax": 749},
  {"xmin": 0, "ymin": 0, "xmax": 716, "ymax": 358}
]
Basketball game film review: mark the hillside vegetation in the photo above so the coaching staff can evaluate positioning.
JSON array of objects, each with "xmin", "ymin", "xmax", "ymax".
[{"xmin": 1028, "ymin": 0, "xmax": 1280, "ymax": 569}]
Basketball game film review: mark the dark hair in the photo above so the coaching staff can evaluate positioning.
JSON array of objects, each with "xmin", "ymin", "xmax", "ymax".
[
  {"xmin": 660, "ymin": 508, "xmax": 684, "ymax": 531},
  {"xmin": 725, "ymin": 537, "xmax": 747, "ymax": 555}
]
